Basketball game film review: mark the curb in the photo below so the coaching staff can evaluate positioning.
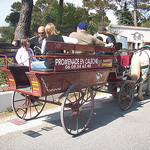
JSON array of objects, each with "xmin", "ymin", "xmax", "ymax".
[{"xmin": 0, "ymin": 91, "xmax": 13, "ymax": 112}]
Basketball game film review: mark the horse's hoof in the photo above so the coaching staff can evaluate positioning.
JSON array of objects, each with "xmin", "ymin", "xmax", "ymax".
[
  {"xmin": 145, "ymin": 92, "xmax": 150, "ymax": 96},
  {"xmin": 138, "ymin": 96, "xmax": 144, "ymax": 101}
]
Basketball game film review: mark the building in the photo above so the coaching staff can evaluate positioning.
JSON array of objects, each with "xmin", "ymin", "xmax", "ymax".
[{"xmin": 107, "ymin": 24, "xmax": 150, "ymax": 50}]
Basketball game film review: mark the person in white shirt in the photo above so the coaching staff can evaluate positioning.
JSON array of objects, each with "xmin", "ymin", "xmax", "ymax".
[
  {"xmin": 15, "ymin": 38, "xmax": 38, "ymax": 66},
  {"xmin": 94, "ymin": 26, "xmax": 109, "ymax": 46}
]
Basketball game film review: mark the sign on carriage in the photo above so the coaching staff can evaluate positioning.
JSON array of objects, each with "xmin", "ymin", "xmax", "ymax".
[{"xmin": 55, "ymin": 57, "xmax": 112, "ymax": 71}]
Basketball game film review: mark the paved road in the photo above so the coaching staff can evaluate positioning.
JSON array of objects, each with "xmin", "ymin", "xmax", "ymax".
[{"xmin": 0, "ymin": 93, "xmax": 150, "ymax": 150}]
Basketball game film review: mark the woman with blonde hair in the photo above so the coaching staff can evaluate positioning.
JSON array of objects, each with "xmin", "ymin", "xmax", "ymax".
[{"xmin": 31, "ymin": 23, "xmax": 78, "ymax": 69}]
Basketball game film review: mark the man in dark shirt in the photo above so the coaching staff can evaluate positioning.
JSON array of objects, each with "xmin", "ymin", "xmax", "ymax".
[{"xmin": 12, "ymin": 26, "xmax": 46, "ymax": 55}]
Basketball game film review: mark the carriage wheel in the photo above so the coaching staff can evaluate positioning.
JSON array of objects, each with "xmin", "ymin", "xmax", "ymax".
[
  {"xmin": 12, "ymin": 92, "xmax": 46, "ymax": 120},
  {"xmin": 61, "ymin": 82, "xmax": 94, "ymax": 135},
  {"xmin": 118, "ymin": 82, "xmax": 134, "ymax": 110}
]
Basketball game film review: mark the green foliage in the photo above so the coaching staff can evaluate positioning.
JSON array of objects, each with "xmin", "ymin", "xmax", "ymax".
[
  {"xmin": 0, "ymin": 58, "xmax": 14, "ymax": 85},
  {"xmin": 11, "ymin": 2, "xmax": 22, "ymax": 12},
  {"xmin": 5, "ymin": 12, "xmax": 20, "ymax": 26},
  {"xmin": 87, "ymin": 10, "xmax": 110, "ymax": 35},
  {"xmin": 141, "ymin": 18, "xmax": 150, "ymax": 27},
  {"xmin": 0, "ymin": 58, "xmax": 7, "ymax": 85},
  {"xmin": 117, "ymin": 2, "xmax": 134, "ymax": 26},
  {"xmin": 31, "ymin": 1, "xmax": 90, "ymax": 36},
  {"xmin": 5, "ymin": 2, "xmax": 21, "ymax": 27},
  {"xmin": 83, "ymin": 0, "xmax": 117, "ymax": 25},
  {"xmin": 0, "ymin": 26, "xmax": 15, "ymax": 42},
  {"xmin": 7, "ymin": 107, "xmax": 13, "ymax": 113},
  {"xmin": 1, "ymin": 0, "xmax": 113, "ymax": 40}
]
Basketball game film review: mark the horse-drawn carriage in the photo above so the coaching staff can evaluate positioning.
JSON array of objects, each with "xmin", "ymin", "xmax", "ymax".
[{"xmin": 0, "ymin": 41, "xmax": 149, "ymax": 135}]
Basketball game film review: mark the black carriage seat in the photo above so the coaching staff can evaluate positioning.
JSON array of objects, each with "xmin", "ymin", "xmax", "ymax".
[
  {"xmin": 117, "ymin": 65, "xmax": 126, "ymax": 77},
  {"xmin": 0, "ymin": 64, "xmax": 30, "ymax": 86},
  {"xmin": 31, "ymin": 68, "xmax": 54, "ymax": 72},
  {"xmin": 0, "ymin": 64, "xmax": 20, "ymax": 69}
]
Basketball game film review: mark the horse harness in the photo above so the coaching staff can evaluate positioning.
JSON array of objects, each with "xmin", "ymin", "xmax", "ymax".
[{"xmin": 135, "ymin": 47, "xmax": 150, "ymax": 69}]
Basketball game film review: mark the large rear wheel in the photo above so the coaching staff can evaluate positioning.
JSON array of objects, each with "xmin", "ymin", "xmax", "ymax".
[{"xmin": 61, "ymin": 82, "xmax": 94, "ymax": 135}]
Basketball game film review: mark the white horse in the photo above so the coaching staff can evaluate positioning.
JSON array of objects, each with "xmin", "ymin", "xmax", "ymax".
[{"xmin": 130, "ymin": 47, "xmax": 150, "ymax": 100}]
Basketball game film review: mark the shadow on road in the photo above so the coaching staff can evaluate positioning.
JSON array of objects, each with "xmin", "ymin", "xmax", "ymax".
[{"xmin": 29, "ymin": 95, "xmax": 150, "ymax": 137}]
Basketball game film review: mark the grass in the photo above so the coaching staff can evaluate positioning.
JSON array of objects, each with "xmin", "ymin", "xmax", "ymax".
[
  {"xmin": 0, "ymin": 103, "xmax": 59, "ymax": 119},
  {"xmin": 0, "ymin": 57, "xmax": 14, "ymax": 85}
]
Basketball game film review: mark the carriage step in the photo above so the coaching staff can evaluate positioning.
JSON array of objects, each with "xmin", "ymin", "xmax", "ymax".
[{"xmin": 16, "ymin": 105, "xmax": 28, "ymax": 109}]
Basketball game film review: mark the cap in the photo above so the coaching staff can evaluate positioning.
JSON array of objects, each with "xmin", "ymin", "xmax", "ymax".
[
  {"xmin": 106, "ymin": 37, "xmax": 112, "ymax": 44},
  {"xmin": 77, "ymin": 22, "xmax": 87, "ymax": 30}
]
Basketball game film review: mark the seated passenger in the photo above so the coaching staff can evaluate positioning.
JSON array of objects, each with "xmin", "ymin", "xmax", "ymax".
[
  {"xmin": 12, "ymin": 26, "xmax": 46, "ymax": 55},
  {"xmin": 69, "ymin": 22, "xmax": 104, "ymax": 53},
  {"xmin": 106, "ymin": 37, "xmax": 114, "ymax": 48},
  {"xmin": 15, "ymin": 38, "xmax": 38, "ymax": 66},
  {"xmin": 94, "ymin": 26, "xmax": 109, "ymax": 46},
  {"xmin": 31, "ymin": 23, "xmax": 78, "ymax": 69}
]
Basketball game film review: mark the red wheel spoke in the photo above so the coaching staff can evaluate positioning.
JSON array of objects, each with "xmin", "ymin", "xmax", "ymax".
[
  {"xmin": 66, "ymin": 97, "xmax": 76, "ymax": 107},
  {"xmin": 80, "ymin": 111, "xmax": 85, "ymax": 129},
  {"xmin": 80, "ymin": 110, "xmax": 90, "ymax": 118},
  {"xmin": 76, "ymin": 112, "xmax": 79, "ymax": 134},
  {"xmin": 81, "ymin": 105, "xmax": 93, "ymax": 110},
  {"xmin": 65, "ymin": 111, "xmax": 76, "ymax": 124},
  {"xmin": 69, "ymin": 113, "xmax": 78, "ymax": 133}
]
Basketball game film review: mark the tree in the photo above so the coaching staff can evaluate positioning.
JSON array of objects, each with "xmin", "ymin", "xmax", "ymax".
[
  {"xmin": 83, "ymin": 0, "xmax": 117, "ymax": 25},
  {"xmin": 58, "ymin": 0, "xmax": 64, "ymax": 25},
  {"xmin": 14, "ymin": 0, "xmax": 33, "ymax": 40},
  {"xmin": 5, "ymin": 2, "xmax": 21, "ymax": 26},
  {"xmin": 0, "ymin": 26, "xmax": 15, "ymax": 42},
  {"xmin": 88, "ymin": 10, "xmax": 110, "ymax": 35},
  {"xmin": 117, "ymin": 0, "xmax": 150, "ymax": 26},
  {"xmin": 133, "ymin": 0, "xmax": 138, "ymax": 26},
  {"xmin": 117, "ymin": 2, "xmax": 134, "ymax": 26},
  {"xmin": 31, "ymin": 1, "xmax": 90, "ymax": 35}
]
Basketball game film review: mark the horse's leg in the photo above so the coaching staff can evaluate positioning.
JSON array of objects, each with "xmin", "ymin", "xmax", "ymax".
[
  {"xmin": 138, "ymin": 81, "xmax": 144, "ymax": 100},
  {"xmin": 138, "ymin": 69, "xmax": 147, "ymax": 100},
  {"xmin": 145, "ymin": 76, "xmax": 150, "ymax": 96}
]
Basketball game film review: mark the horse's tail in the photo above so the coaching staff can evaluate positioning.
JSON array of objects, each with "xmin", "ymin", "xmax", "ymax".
[{"xmin": 130, "ymin": 55, "xmax": 140, "ymax": 81}]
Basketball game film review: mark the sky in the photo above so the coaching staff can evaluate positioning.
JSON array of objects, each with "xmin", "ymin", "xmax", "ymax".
[{"xmin": 0, "ymin": 0, "xmax": 117, "ymax": 27}]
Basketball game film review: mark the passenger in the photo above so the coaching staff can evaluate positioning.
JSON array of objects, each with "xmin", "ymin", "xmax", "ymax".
[
  {"xmin": 12, "ymin": 26, "xmax": 46, "ymax": 55},
  {"xmin": 69, "ymin": 22, "xmax": 104, "ymax": 53},
  {"xmin": 15, "ymin": 38, "xmax": 38, "ymax": 66},
  {"xmin": 94, "ymin": 26, "xmax": 109, "ymax": 46},
  {"xmin": 41, "ymin": 23, "xmax": 78, "ymax": 54},
  {"xmin": 106, "ymin": 37, "xmax": 114, "ymax": 47},
  {"xmin": 31, "ymin": 23, "xmax": 78, "ymax": 69}
]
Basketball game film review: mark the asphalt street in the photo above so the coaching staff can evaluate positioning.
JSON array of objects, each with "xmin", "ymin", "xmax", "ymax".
[{"xmin": 0, "ymin": 93, "xmax": 150, "ymax": 150}]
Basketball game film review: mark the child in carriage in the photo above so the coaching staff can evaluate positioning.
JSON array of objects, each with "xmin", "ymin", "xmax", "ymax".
[{"xmin": 15, "ymin": 38, "xmax": 39, "ymax": 66}]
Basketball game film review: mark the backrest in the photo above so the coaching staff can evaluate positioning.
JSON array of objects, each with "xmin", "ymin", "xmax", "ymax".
[
  {"xmin": 0, "ymin": 42, "xmax": 19, "ymax": 63},
  {"xmin": 46, "ymin": 41, "xmax": 115, "ymax": 54}
]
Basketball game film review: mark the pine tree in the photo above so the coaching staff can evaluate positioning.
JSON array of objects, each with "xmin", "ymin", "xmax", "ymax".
[
  {"xmin": 118, "ymin": 2, "xmax": 134, "ymax": 26},
  {"xmin": 83, "ymin": 0, "xmax": 117, "ymax": 25},
  {"xmin": 14, "ymin": 0, "xmax": 33, "ymax": 40}
]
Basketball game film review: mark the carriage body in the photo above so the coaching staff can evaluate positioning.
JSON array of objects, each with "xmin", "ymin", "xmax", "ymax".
[
  {"xmin": 0, "ymin": 42, "xmax": 117, "ymax": 96},
  {"xmin": 0, "ymin": 41, "xmax": 134, "ymax": 135}
]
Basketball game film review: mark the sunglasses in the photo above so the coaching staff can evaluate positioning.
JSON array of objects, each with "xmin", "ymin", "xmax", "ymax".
[{"xmin": 38, "ymin": 32, "xmax": 45, "ymax": 35}]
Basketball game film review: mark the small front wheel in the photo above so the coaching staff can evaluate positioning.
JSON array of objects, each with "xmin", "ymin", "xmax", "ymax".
[
  {"xmin": 118, "ymin": 82, "xmax": 134, "ymax": 110},
  {"xmin": 12, "ymin": 92, "xmax": 46, "ymax": 120},
  {"xmin": 61, "ymin": 82, "xmax": 94, "ymax": 135}
]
